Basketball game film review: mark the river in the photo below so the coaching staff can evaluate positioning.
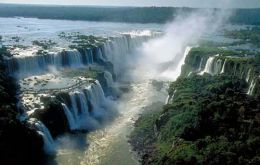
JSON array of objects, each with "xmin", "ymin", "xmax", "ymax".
[{"xmin": 50, "ymin": 79, "xmax": 167, "ymax": 165}]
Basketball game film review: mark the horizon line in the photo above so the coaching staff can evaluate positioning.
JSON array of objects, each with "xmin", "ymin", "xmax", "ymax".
[{"xmin": 0, "ymin": 2, "xmax": 260, "ymax": 9}]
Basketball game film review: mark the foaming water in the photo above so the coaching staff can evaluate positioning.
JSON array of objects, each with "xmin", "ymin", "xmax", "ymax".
[{"xmin": 53, "ymin": 80, "xmax": 168, "ymax": 165}]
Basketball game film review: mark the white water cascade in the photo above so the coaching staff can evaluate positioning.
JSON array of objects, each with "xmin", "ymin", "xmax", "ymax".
[
  {"xmin": 198, "ymin": 57, "xmax": 204, "ymax": 72},
  {"xmin": 104, "ymin": 33, "xmax": 158, "ymax": 76},
  {"xmin": 61, "ymin": 103, "xmax": 77, "ymax": 130},
  {"xmin": 199, "ymin": 55, "xmax": 219, "ymax": 75},
  {"xmin": 220, "ymin": 59, "xmax": 227, "ymax": 74},
  {"xmin": 28, "ymin": 118, "xmax": 55, "ymax": 154},
  {"xmin": 246, "ymin": 69, "xmax": 251, "ymax": 83},
  {"xmin": 6, "ymin": 49, "xmax": 92, "ymax": 77},
  {"xmin": 6, "ymin": 34, "xmax": 158, "ymax": 78},
  {"xmin": 165, "ymin": 90, "xmax": 177, "ymax": 104},
  {"xmin": 161, "ymin": 46, "xmax": 192, "ymax": 80},
  {"xmin": 247, "ymin": 79, "xmax": 256, "ymax": 95},
  {"xmin": 61, "ymin": 80, "xmax": 110, "ymax": 131},
  {"xmin": 213, "ymin": 59, "xmax": 223, "ymax": 75},
  {"xmin": 104, "ymin": 71, "xmax": 114, "ymax": 87}
]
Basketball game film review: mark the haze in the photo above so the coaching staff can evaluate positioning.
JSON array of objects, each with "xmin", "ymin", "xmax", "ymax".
[{"xmin": 0, "ymin": 0, "xmax": 260, "ymax": 8}]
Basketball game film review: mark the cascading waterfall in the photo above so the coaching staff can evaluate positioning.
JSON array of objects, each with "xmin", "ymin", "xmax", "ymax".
[
  {"xmin": 199, "ymin": 55, "xmax": 219, "ymax": 75},
  {"xmin": 165, "ymin": 90, "xmax": 176, "ymax": 104},
  {"xmin": 6, "ymin": 34, "xmax": 157, "ymax": 77},
  {"xmin": 165, "ymin": 95, "xmax": 170, "ymax": 104},
  {"xmin": 246, "ymin": 69, "xmax": 251, "ymax": 83},
  {"xmin": 28, "ymin": 118, "xmax": 55, "ymax": 154},
  {"xmin": 220, "ymin": 59, "xmax": 227, "ymax": 74},
  {"xmin": 247, "ymin": 79, "xmax": 256, "ymax": 95},
  {"xmin": 61, "ymin": 80, "xmax": 108, "ymax": 131},
  {"xmin": 7, "ymin": 31, "xmax": 158, "ymax": 158},
  {"xmin": 199, "ymin": 56, "xmax": 215, "ymax": 75},
  {"xmin": 61, "ymin": 103, "xmax": 77, "ymax": 130},
  {"xmin": 104, "ymin": 34, "xmax": 157, "ymax": 76},
  {"xmin": 104, "ymin": 71, "xmax": 114, "ymax": 87},
  {"xmin": 6, "ymin": 49, "xmax": 92, "ymax": 77},
  {"xmin": 198, "ymin": 57, "xmax": 204, "ymax": 71},
  {"xmin": 212, "ymin": 59, "xmax": 223, "ymax": 75},
  {"xmin": 161, "ymin": 46, "xmax": 192, "ymax": 80},
  {"xmin": 66, "ymin": 50, "xmax": 83, "ymax": 67}
]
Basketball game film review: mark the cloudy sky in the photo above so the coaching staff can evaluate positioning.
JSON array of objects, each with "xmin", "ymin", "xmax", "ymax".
[{"xmin": 0, "ymin": 0, "xmax": 260, "ymax": 8}]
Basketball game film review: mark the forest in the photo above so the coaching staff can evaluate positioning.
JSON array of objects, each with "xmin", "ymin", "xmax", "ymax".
[
  {"xmin": 130, "ymin": 75, "xmax": 260, "ymax": 165},
  {"xmin": 0, "ymin": 4, "xmax": 260, "ymax": 25}
]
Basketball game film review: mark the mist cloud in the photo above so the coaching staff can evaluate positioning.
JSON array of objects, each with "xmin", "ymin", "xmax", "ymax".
[{"xmin": 134, "ymin": 9, "xmax": 232, "ymax": 80}]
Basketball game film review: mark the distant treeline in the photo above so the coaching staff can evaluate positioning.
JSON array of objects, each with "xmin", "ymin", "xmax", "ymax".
[{"xmin": 0, "ymin": 4, "xmax": 260, "ymax": 25}]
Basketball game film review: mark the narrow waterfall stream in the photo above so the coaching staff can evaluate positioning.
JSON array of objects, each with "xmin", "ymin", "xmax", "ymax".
[{"xmin": 52, "ymin": 80, "xmax": 168, "ymax": 165}]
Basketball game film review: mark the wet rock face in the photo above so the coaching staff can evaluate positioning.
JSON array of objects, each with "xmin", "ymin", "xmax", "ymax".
[{"xmin": 32, "ymin": 98, "xmax": 69, "ymax": 137}]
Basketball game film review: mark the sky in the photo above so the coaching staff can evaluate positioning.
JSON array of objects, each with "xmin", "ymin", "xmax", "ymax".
[{"xmin": 0, "ymin": 0, "xmax": 260, "ymax": 8}]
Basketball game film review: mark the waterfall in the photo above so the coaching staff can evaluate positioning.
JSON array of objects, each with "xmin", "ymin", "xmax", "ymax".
[
  {"xmin": 199, "ymin": 55, "xmax": 219, "ymax": 75},
  {"xmin": 102, "ymin": 34, "xmax": 157, "ymax": 76},
  {"xmin": 104, "ymin": 71, "xmax": 114, "ymax": 87},
  {"xmin": 165, "ymin": 90, "xmax": 176, "ymax": 104},
  {"xmin": 84, "ymin": 80, "xmax": 106, "ymax": 108},
  {"xmin": 161, "ymin": 46, "xmax": 192, "ymax": 80},
  {"xmin": 246, "ymin": 69, "xmax": 251, "ymax": 83},
  {"xmin": 61, "ymin": 103, "xmax": 77, "ymax": 130},
  {"xmin": 84, "ymin": 49, "xmax": 94, "ymax": 64},
  {"xmin": 247, "ymin": 79, "xmax": 256, "ymax": 95},
  {"xmin": 198, "ymin": 58, "xmax": 203, "ymax": 71},
  {"xmin": 199, "ymin": 56, "xmax": 215, "ymax": 75},
  {"xmin": 66, "ymin": 50, "xmax": 83, "ymax": 67},
  {"xmin": 6, "ymin": 34, "xmax": 157, "ymax": 77},
  {"xmin": 6, "ymin": 50, "xmax": 85, "ymax": 77},
  {"xmin": 212, "ymin": 59, "xmax": 223, "ymax": 75},
  {"xmin": 28, "ymin": 118, "xmax": 55, "ymax": 154},
  {"xmin": 60, "ymin": 80, "xmax": 108, "ymax": 130},
  {"xmin": 220, "ymin": 59, "xmax": 227, "ymax": 74},
  {"xmin": 165, "ymin": 95, "xmax": 170, "ymax": 104},
  {"xmin": 35, "ymin": 121, "xmax": 55, "ymax": 154}
]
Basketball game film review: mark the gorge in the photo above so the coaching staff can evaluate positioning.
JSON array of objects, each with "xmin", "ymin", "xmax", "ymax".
[{"xmin": 0, "ymin": 5, "xmax": 259, "ymax": 165}]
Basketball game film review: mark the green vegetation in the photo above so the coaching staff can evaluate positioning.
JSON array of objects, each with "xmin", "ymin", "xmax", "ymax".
[
  {"xmin": 59, "ymin": 32, "xmax": 108, "ymax": 49},
  {"xmin": 0, "ymin": 46, "xmax": 45, "ymax": 164},
  {"xmin": 32, "ymin": 40, "xmax": 57, "ymax": 49},
  {"xmin": 130, "ymin": 75, "xmax": 260, "ymax": 165},
  {"xmin": 225, "ymin": 27, "xmax": 260, "ymax": 47},
  {"xmin": 0, "ymin": 4, "xmax": 260, "ymax": 25},
  {"xmin": 181, "ymin": 47, "xmax": 257, "ymax": 77},
  {"xmin": 61, "ymin": 68, "xmax": 103, "ymax": 79}
]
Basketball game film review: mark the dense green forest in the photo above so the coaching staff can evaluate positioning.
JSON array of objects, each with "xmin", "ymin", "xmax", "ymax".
[
  {"xmin": 225, "ymin": 27, "xmax": 260, "ymax": 48},
  {"xmin": 0, "ymin": 46, "xmax": 45, "ymax": 164},
  {"xmin": 130, "ymin": 45, "xmax": 260, "ymax": 165},
  {"xmin": 0, "ymin": 4, "xmax": 260, "ymax": 25},
  {"xmin": 130, "ymin": 75, "xmax": 260, "ymax": 165}
]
